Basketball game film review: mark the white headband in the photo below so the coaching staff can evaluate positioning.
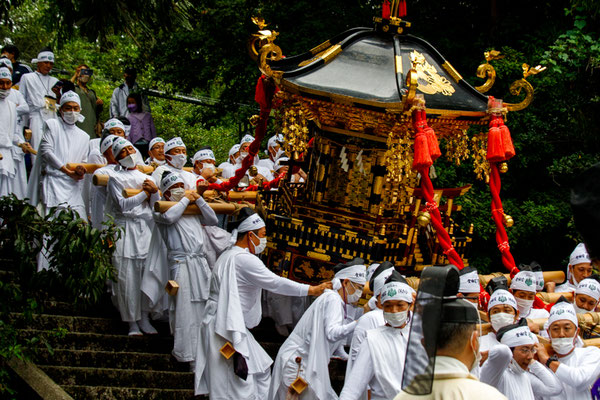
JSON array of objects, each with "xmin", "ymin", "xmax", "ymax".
[
  {"xmin": 570, "ymin": 243, "xmax": 591, "ymax": 266},
  {"xmin": 240, "ymin": 134, "xmax": 254, "ymax": 145},
  {"xmin": 0, "ymin": 58, "xmax": 12, "ymax": 70},
  {"xmin": 149, "ymin": 137, "xmax": 165, "ymax": 150},
  {"xmin": 100, "ymin": 135, "xmax": 118, "ymax": 155},
  {"xmin": 165, "ymin": 137, "xmax": 186, "ymax": 153},
  {"xmin": 366, "ymin": 263, "xmax": 380, "ymax": 283},
  {"xmin": 535, "ymin": 271, "xmax": 544, "ymax": 292},
  {"xmin": 373, "ymin": 268, "xmax": 394, "ymax": 297},
  {"xmin": 59, "ymin": 91, "xmax": 81, "ymax": 107},
  {"xmin": 32, "ymin": 51, "xmax": 54, "ymax": 63},
  {"xmin": 487, "ymin": 289, "xmax": 517, "ymax": 312},
  {"xmin": 459, "ymin": 270, "xmax": 480, "ymax": 294},
  {"xmin": 112, "ymin": 138, "xmax": 133, "ymax": 158},
  {"xmin": 510, "ymin": 271, "xmax": 537, "ymax": 293},
  {"xmin": 160, "ymin": 172, "xmax": 184, "ymax": 193},
  {"xmin": 381, "ymin": 281, "xmax": 413, "ymax": 304},
  {"xmin": 576, "ymin": 279, "xmax": 600, "ymax": 302},
  {"xmin": 193, "ymin": 149, "xmax": 215, "ymax": 164},
  {"xmin": 105, "ymin": 118, "xmax": 125, "ymax": 132},
  {"xmin": 500, "ymin": 326, "xmax": 535, "ymax": 347},
  {"xmin": 334, "ymin": 264, "xmax": 366, "ymax": 285},
  {"xmin": 548, "ymin": 302, "xmax": 578, "ymax": 328},
  {"xmin": 267, "ymin": 134, "xmax": 284, "ymax": 149},
  {"xmin": 229, "ymin": 144, "xmax": 241, "ymax": 157},
  {"xmin": 237, "ymin": 213, "xmax": 266, "ymax": 233},
  {"xmin": 0, "ymin": 68, "xmax": 11, "ymax": 82}
]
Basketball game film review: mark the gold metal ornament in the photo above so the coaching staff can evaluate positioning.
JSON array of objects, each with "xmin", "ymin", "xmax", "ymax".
[
  {"xmin": 474, "ymin": 50, "xmax": 503, "ymax": 93},
  {"xmin": 499, "ymin": 162, "xmax": 508, "ymax": 173},
  {"xmin": 417, "ymin": 211, "xmax": 431, "ymax": 227},
  {"xmin": 503, "ymin": 214, "xmax": 514, "ymax": 228},
  {"xmin": 410, "ymin": 50, "xmax": 455, "ymax": 96},
  {"xmin": 504, "ymin": 64, "xmax": 546, "ymax": 112}
]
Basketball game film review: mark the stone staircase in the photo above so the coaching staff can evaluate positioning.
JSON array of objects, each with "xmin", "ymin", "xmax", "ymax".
[{"xmin": 10, "ymin": 290, "xmax": 347, "ymax": 399}]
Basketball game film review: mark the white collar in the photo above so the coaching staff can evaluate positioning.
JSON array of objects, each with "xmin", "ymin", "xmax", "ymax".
[{"xmin": 434, "ymin": 356, "xmax": 470, "ymax": 375}]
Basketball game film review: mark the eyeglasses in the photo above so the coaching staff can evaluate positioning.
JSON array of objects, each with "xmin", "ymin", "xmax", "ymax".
[{"xmin": 515, "ymin": 347, "xmax": 537, "ymax": 355}]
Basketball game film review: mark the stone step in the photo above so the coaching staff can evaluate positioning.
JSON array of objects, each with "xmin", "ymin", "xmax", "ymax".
[
  {"xmin": 40, "ymin": 365, "xmax": 194, "ymax": 390},
  {"xmin": 34, "ymin": 348, "xmax": 189, "ymax": 373},
  {"xmin": 19, "ymin": 329, "xmax": 175, "ymax": 354},
  {"xmin": 41, "ymin": 299, "xmax": 122, "ymax": 318},
  {"xmin": 62, "ymin": 385, "xmax": 204, "ymax": 400},
  {"xmin": 11, "ymin": 313, "xmax": 128, "ymax": 335}
]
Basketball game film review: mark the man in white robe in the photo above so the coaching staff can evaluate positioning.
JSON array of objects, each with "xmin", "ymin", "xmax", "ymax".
[
  {"xmin": 191, "ymin": 148, "xmax": 221, "ymax": 184},
  {"xmin": 480, "ymin": 320, "xmax": 563, "ymax": 399},
  {"xmin": 26, "ymin": 90, "xmax": 89, "ymax": 217},
  {"xmin": 0, "ymin": 68, "xmax": 19, "ymax": 196},
  {"xmin": 105, "ymin": 137, "xmax": 159, "ymax": 336},
  {"xmin": 218, "ymin": 143, "xmax": 241, "ymax": 179},
  {"xmin": 554, "ymin": 243, "xmax": 594, "ymax": 293},
  {"xmin": 151, "ymin": 136, "xmax": 197, "ymax": 189},
  {"xmin": 145, "ymin": 137, "xmax": 165, "ymax": 166},
  {"xmin": 510, "ymin": 270, "xmax": 549, "ymax": 320},
  {"xmin": 18, "ymin": 50, "xmax": 58, "ymax": 158},
  {"xmin": 258, "ymin": 134, "xmax": 284, "ymax": 172},
  {"xmin": 573, "ymin": 277, "xmax": 600, "ymax": 314},
  {"xmin": 151, "ymin": 171, "xmax": 218, "ymax": 363},
  {"xmin": 194, "ymin": 210, "xmax": 331, "ymax": 399},
  {"xmin": 480, "ymin": 289, "xmax": 520, "ymax": 353},
  {"xmin": 268, "ymin": 262, "xmax": 367, "ymax": 400},
  {"xmin": 458, "ymin": 267, "xmax": 481, "ymax": 305},
  {"xmin": 536, "ymin": 301, "xmax": 600, "ymax": 399},
  {"xmin": 340, "ymin": 279, "xmax": 414, "ymax": 400},
  {"xmin": 89, "ymin": 134, "xmax": 119, "ymax": 229}
]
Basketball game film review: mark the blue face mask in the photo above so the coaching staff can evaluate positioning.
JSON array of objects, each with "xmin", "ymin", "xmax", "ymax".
[{"xmin": 127, "ymin": 103, "xmax": 137, "ymax": 112}]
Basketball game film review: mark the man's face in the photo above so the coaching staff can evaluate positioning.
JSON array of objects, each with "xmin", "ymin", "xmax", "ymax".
[
  {"xmin": 0, "ymin": 78, "xmax": 11, "ymax": 90},
  {"xmin": 548, "ymin": 321, "xmax": 577, "ymax": 339},
  {"xmin": 117, "ymin": 145, "xmax": 136, "ymax": 160},
  {"xmin": 269, "ymin": 144, "xmax": 281, "ymax": 159},
  {"xmin": 575, "ymin": 293, "xmax": 597, "ymax": 312},
  {"xmin": 61, "ymin": 102, "xmax": 81, "ymax": 113},
  {"xmin": 164, "ymin": 182, "xmax": 184, "ymax": 201},
  {"xmin": 512, "ymin": 344, "xmax": 535, "ymax": 370},
  {"xmin": 513, "ymin": 290, "xmax": 535, "ymax": 301},
  {"xmin": 167, "ymin": 147, "xmax": 186, "ymax": 156},
  {"xmin": 488, "ymin": 304, "xmax": 517, "ymax": 318},
  {"xmin": 149, "ymin": 143, "xmax": 165, "ymax": 160},
  {"xmin": 37, "ymin": 61, "xmax": 53, "ymax": 75},
  {"xmin": 230, "ymin": 151, "xmax": 240, "ymax": 163},
  {"xmin": 571, "ymin": 262, "xmax": 593, "ymax": 284},
  {"xmin": 240, "ymin": 142, "xmax": 250, "ymax": 153},
  {"xmin": 1, "ymin": 52, "xmax": 15, "ymax": 63},
  {"xmin": 109, "ymin": 127, "xmax": 126, "ymax": 138},
  {"xmin": 382, "ymin": 300, "xmax": 410, "ymax": 313}
]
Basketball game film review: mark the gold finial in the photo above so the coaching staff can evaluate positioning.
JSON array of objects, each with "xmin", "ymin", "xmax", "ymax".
[
  {"xmin": 484, "ymin": 50, "xmax": 504, "ymax": 62},
  {"xmin": 251, "ymin": 16, "xmax": 267, "ymax": 30},
  {"xmin": 522, "ymin": 63, "xmax": 547, "ymax": 79}
]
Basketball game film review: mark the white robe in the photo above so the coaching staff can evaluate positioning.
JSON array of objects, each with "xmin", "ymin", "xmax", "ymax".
[
  {"xmin": 555, "ymin": 282, "xmax": 577, "ymax": 293},
  {"xmin": 151, "ymin": 196, "xmax": 218, "ymax": 362},
  {"xmin": 544, "ymin": 346, "xmax": 600, "ymax": 400},
  {"xmin": 258, "ymin": 158, "xmax": 274, "ymax": 171},
  {"xmin": 7, "ymin": 88, "xmax": 29, "ymax": 199},
  {"xmin": 268, "ymin": 289, "xmax": 358, "ymax": 400},
  {"xmin": 194, "ymin": 246, "xmax": 309, "ymax": 399},
  {"xmin": 340, "ymin": 324, "xmax": 410, "ymax": 400},
  {"xmin": 0, "ymin": 98, "xmax": 18, "ymax": 196},
  {"xmin": 347, "ymin": 308, "xmax": 385, "ymax": 376},
  {"xmin": 90, "ymin": 165, "xmax": 117, "ymax": 229},
  {"xmin": 18, "ymin": 71, "xmax": 58, "ymax": 156},
  {"xmin": 105, "ymin": 167, "xmax": 159, "ymax": 322},
  {"xmin": 480, "ymin": 344, "xmax": 563, "ymax": 400},
  {"xmin": 152, "ymin": 164, "xmax": 197, "ymax": 189},
  {"xmin": 26, "ymin": 118, "xmax": 89, "ymax": 217},
  {"xmin": 395, "ymin": 356, "xmax": 508, "ymax": 400},
  {"xmin": 523, "ymin": 308, "xmax": 550, "ymax": 319}
]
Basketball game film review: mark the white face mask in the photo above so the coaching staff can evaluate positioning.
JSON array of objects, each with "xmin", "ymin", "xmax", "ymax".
[
  {"xmin": 169, "ymin": 187, "xmax": 185, "ymax": 202},
  {"xmin": 0, "ymin": 89, "xmax": 10, "ymax": 99},
  {"xmin": 384, "ymin": 310, "xmax": 409, "ymax": 328},
  {"xmin": 345, "ymin": 282, "xmax": 363, "ymax": 305},
  {"xmin": 274, "ymin": 148, "xmax": 285, "ymax": 160},
  {"xmin": 515, "ymin": 297, "xmax": 534, "ymax": 316},
  {"xmin": 490, "ymin": 312, "xmax": 516, "ymax": 332},
  {"xmin": 573, "ymin": 303, "xmax": 591, "ymax": 314},
  {"xmin": 470, "ymin": 332, "xmax": 482, "ymax": 372},
  {"xmin": 167, "ymin": 154, "xmax": 187, "ymax": 169},
  {"xmin": 202, "ymin": 163, "xmax": 216, "ymax": 172},
  {"xmin": 250, "ymin": 231, "xmax": 267, "ymax": 254},
  {"xmin": 118, "ymin": 154, "xmax": 136, "ymax": 169},
  {"xmin": 61, "ymin": 110, "xmax": 81, "ymax": 125},
  {"xmin": 551, "ymin": 336, "xmax": 576, "ymax": 355},
  {"xmin": 240, "ymin": 151, "xmax": 249, "ymax": 159}
]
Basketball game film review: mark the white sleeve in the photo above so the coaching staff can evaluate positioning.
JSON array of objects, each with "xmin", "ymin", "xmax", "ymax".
[
  {"xmin": 555, "ymin": 348, "xmax": 600, "ymax": 388},
  {"xmin": 339, "ymin": 340, "xmax": 374, "ymax": 400},
  {"xmin": 39, "ymin": 125, "xmax": 63, "ymax": 169},
  {"xmin": 237, "ymin": 254, "xmax": 310, "ymax": 297},
  {"xmin": 348, "ymin": 320, "xmax": 369, "ymax": 363},
  {"xmin": 108, "ymin": 178, "xmax": 148, "ymax": 212},
  {"xmin": 154, "ymin": 197, "xmax": 189, "ymax": 224},
  {"xmin": 323, "ymin": 298, "xmax": 357, "ymax": 342},
  {"xmin": 194, "ymin": 196, "xmax": 218, "ymax": 226},
  {"xmin": 528, "ymin": 361, "xmax": 563, "ymax": 397},
  {"xmin": 109, "ymin": 88, "xmax": 119, "ymax": 118},
  {"xmin": 480, "ymin": 344, "xmax": 512, "ymax": 388}
]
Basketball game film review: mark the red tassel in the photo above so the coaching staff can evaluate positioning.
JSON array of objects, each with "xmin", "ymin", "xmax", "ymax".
[
  {"xmin": 398, "ymin": 0, "xmax": 407, "ymax": 17},
  {"xmin": 413, "ymin": 129, "xmax": 432, "ymax": 170},
  {"xmin": 254, "ymin": 75, "xmax": 278, "ymax": 110},
  {"xmin": 421, "ymin": 110, "xmax": 441, "ymax": 161},
  {"xmin": 487, "ymin": 117, "xmax": 505, "ymax": 162},
  {"xmin": 499, "ymin": 122, "xmax": 515, "ymax": 160},
  {"xmin": 382, "ymin": 0, "xmax": 391, "ymax": 19}
]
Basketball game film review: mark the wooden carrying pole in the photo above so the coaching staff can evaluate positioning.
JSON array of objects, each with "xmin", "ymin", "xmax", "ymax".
[
  {"xmin": 67, "ymin": 163, "xmax": 154, "ymax": 174},
  {"xmin": 479, "ymin": 271, "xmax": 565, "ymax": 288},
  {"xmin": 479, "ymin": 312, "xmax": 600, "ymax": 335},
  {"xmin": 154, "ymin": 200, "xmax": 253, "ymax": 215},
  {"xmin": 122, "ymin": 188, "xmax": 257, "ymax": 202}
]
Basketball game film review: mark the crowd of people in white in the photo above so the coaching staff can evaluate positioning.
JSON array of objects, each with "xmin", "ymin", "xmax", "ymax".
[{"xmin": 2, "ymin": 48, "xmax": 600, "ymax": 400}]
